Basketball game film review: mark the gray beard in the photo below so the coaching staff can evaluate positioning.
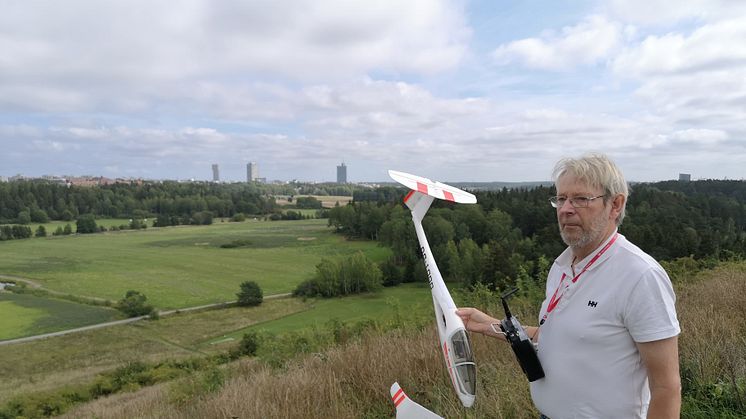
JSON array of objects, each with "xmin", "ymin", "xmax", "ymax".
[{"xmin": 560, "ymin": 213, "xmax": 608, "ymax": 250}]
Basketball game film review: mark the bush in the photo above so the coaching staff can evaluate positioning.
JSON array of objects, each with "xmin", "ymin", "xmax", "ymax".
[
  {"xmin": 294, "ymin": 251, "xmax": 383, "ymax": 297},
  {"xmin": 76, "ymin": 214, "xmax": 98, "ymax": 234},
  {"xmin": 230, "ymin": 212, "xmax": 246, "ymax": 222},
  {"xmin": 236, "ymin": 281, "xmax": 263, "ymax": 306},
  {"xmin": 116, "ymin": 290, "xmax": 154, "ymax": 317},
  {"xmin": 236, "ymin": 332, "xmax": 260, "ymax": 356},
  {"xmin": 35, "ymin": 225, "xmax": 47, "ymax": 237}
]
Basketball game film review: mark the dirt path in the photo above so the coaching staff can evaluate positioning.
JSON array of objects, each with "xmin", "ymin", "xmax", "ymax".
[
  {"xmin": 0, "ymin": 274, "xmax": 109, "ymax": 302},
  {"xmin": 0, "ymin": 273, "xmax": 292, "ymax": 346}
]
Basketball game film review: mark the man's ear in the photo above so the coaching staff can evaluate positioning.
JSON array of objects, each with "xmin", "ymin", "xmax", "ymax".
[{"xmin": 610, "ymin": 194, "xmax": 625, "ymax": 220}]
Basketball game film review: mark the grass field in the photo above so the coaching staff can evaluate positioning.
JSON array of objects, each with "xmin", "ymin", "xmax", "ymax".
[
  {"xmin": 273, "ymin": 195, "xmax": 353, "ymax": 208},
  {"xmin": 20, "ymin": 218, "xmax": 153, "ymax": 233},
  {"xmin": 0, "ymin": 293, "xmax": 121, "ymax": 340},
  {"xmin": 0, "ymin": 219, "xmax": 389, "ymax": 309},
  {"xmin": 207, "ymin": 283, "xmax": 433, "ymax": 344},
  {"xmin": 0, "ymin": 285, "xmax": 433, "ymax": 405}
]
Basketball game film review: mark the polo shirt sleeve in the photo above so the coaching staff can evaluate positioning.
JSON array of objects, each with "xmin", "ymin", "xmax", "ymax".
[{"xmin": 623, "ymin": 266, "xmax": 681, "ymax": 343}]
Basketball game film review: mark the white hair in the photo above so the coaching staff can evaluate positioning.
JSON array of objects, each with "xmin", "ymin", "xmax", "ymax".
[{"xmin": 552, "ymin": 153, "xmax": 629, "ymax": 225}]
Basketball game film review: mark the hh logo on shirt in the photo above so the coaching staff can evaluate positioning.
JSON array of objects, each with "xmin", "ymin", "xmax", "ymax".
[{"xmin": 587, "ymin": 300, "xmax": 598, "ymax": 308}]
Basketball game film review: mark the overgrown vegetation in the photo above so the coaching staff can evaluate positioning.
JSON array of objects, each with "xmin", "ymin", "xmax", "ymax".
[
  {"xmin": 41, "ymin": 263, "xmax": 746, "ymax": 419},
  {"xmin": 293, "ymin": 251, "xmax": 383, "ymax": 297}
]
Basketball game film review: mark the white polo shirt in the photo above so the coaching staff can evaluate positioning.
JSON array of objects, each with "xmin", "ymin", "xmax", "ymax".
[{"xmin": 530, "ymin": 232, "xmax": 680, "ymax": 419}]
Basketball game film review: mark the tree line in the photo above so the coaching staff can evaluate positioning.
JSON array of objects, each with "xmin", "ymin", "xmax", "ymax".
[
  {"xmin": 0, "ymin": 180, "xmax": 382, "ymax": 225},
  {"xmin": 328, "ymin": 180, "xmax": 746, "ymax": 293}
]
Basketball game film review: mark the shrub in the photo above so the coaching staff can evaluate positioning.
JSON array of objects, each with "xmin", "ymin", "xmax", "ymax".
[
  {"xmin": 115, "ymin": 290, "xmax": 154, "ymax": 317},
  {"xmin": 236, "ymin": 281, "xmax": 263, "ymax": 306},
  {"xmin": 76, "ymin": 214, "xmax": 98, "ymax": 234},
  {"xmin": 230, "ymin": 212, "xmax": 246, "ymax": 222},
  {"xmin": 294, "ymin": 251, "xmax": 383, "ymax": 297}
]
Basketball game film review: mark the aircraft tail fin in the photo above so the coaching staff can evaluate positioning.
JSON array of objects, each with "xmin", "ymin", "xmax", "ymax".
[{"xmin": 390, "ymin": 382, "xmax": 444, "ymax": 419}]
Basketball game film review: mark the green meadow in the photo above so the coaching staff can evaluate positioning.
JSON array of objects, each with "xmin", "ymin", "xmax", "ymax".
[
  {"xmin": 0, "ymin": 293, "xmax": 121, "ymax": 340},
  {"xmin": 0, "ymin": 285, "xmax": 434, "ymax": 404},
  {"xmin": 0, "ymin": 219, "xmax": 389, "ymax": 309},
  {"xmin": 207, "ymin": 283, "xmax": 433, "ymax": 344}
]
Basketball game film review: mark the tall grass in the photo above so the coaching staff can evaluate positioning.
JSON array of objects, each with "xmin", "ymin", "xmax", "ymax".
[
  {"xmin": 36, "ymin": 263, "xmax": 746, "ymax": 418},
  {"xmin": 676, "ymin": 263, "xmax": 746, "ymax": 417}
]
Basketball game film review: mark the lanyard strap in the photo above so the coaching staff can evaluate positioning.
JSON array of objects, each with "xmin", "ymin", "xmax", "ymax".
[{"xmin": 543, "ymin": 233, "xmax": 619, "ymax": 318}]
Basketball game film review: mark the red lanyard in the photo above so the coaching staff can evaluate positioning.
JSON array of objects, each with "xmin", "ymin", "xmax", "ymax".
[{"xmin": 543, "ymin": 233, "xmax": 619, "ymax": 319}]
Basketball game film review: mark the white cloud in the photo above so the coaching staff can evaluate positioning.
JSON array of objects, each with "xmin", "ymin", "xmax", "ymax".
[
  {"xmin": 608, "ymin": 0, "xmax": 746, "ymax": 25},
  {"xmin": 669, "ymin": 128, "xmax": 728, "ymax": 145},
  {"xmin": 613, "ymin": 17, "xmax": 746, "ymax": 77},
  {"xmin": 491, "ymin": 15, "xmax": 622, "ymax": 70},
  {"xmin": 613, "ymin": 17, "xmax": 746, "ymax": 130}
]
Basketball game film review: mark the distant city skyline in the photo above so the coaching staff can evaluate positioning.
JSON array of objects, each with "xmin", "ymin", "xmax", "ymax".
[{"xmin": 2, "ymin": 1, "xmax": 745, "ymax": 182}]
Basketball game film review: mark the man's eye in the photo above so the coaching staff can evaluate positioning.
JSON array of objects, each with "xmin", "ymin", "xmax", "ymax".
[{"xmin": 574, "ymin": 197, "xmax": 589, "ymax": 203}]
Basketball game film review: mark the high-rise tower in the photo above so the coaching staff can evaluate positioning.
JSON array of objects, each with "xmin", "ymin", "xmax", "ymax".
[
  {"xmin": 247, "ymin": 162, "xmax": 259, "ymax": 182},
  {"xmin": 336, "ymin": 162, "xmax": 347, "ymax": 183},
  {"xmin": 212, "ymin": 164, "xmax": 219, "ymax": 182}
]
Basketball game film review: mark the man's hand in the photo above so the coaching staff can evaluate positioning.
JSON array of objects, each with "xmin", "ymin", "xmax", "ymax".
[{"xmin": 456, "ymin": 307, "xmax": 504, "ymax": 339}]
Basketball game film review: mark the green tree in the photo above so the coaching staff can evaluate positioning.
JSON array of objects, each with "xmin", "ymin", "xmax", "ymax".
[
  {"xmin": 63, "ymin": 224, "xmax": 73, "ymax": 235},
  {"xmin": 236, "ymin": 281, "xmax": 263, "ymax": 306},
  {"xmin": 16, "ymin": 210, "xmax": 31, "ymax": 224},
  {"xmin": 30, "ymin": 208, "xmax": 49, "ymax": 223},
  {"xmin": 35, "ymin": 225, "xmax": 47, "ymax": 237},
  {"xmin": 76, "ymin": 214, "xmax": 98, "ymax": 234},
  {"xmin": 116, "ymin": 290, "xmax": 154, "ymax": 317}
]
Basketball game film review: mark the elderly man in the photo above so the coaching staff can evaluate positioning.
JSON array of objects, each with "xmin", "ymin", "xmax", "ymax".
[{"xmin": 457, "ymin": 153, "xmax": 681, "ymax": 418}]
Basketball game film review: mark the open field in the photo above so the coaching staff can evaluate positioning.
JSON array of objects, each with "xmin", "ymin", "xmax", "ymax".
[
  {"xmin": 15, "ymin": 218, "xmax": 153, "ymax": 233},
  {"xmin": 207, "ymin": 283, "xmax": 432, "ymax": 344},
  {"xmin": 0, "ymin": 284, "xmax": 433, "ymax": 406},
  {"xmin": 273, "ymin": 195, "xmax": 353, "ymax": 208},
  {"xmin": 0, "ymin": 219, "xmax": 389, "ymax": 309},
  {"xmin": 0, "ymin": 293, "xmax": 121, "ymax": 340},
  {"xmin": 59, "ymin": 262, "xmax": 746, "ymax": 419}
]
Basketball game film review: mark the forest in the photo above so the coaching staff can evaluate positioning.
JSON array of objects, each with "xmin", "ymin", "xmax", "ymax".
[
  {"xmin": 329, "ymin": 180, "xmax": 746, "ymax": 294},
  {"xmin": 2, "ymin": 178, "xmax": 745, "ymax": 293},
  {"xmin": 0, "ymin": 180, "xmax": 365, "ymax": 225}
]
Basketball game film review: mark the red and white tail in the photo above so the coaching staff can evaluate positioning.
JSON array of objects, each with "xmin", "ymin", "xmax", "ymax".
[{"xmin": 390, "ymin": 382, "xmax": 444, "ymax": 419}]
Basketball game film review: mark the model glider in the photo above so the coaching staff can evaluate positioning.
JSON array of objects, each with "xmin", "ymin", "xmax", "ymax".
[
  {"xmin": 388, "ymin": 170, "xmax": 477, "ymax": 408},
  {"xmin": 390, "ymin": 382, "xmax": 444, "ymax": 419}
]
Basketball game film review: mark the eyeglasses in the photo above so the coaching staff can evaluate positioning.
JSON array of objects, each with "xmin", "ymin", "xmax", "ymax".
[{"xmin": 549, "ymin": 195, "xmax": 606, "ymax": 208}]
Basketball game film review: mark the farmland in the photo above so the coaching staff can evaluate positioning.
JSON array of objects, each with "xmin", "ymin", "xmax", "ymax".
[
  {"xmin": 0, "ymin": 293, "xmax": 120, "ymax": 340},
  {"xmin": 0, "ymin": 219, "xmax": 389, "ymax": 310}
]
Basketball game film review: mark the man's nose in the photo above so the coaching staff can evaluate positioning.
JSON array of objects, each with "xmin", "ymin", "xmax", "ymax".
[{"xmin": 558, "ymin": 199, "xmax": 576, "ymax": 213}]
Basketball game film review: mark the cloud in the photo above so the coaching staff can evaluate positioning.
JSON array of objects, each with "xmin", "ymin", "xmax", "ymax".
[
  {"xmin": 491, "ymin": 15, "xmax": 622, "ymax": 70},
  {"xmin": 612, "ymin": 17, "xmax": 746, "ymax": 131},
  {"xmin": 608, "ymin": 0, "xmax": 746, "ymax": 25},
  {"xmin": 669, "ymin": 128, "xmax": 728, "ymax": 145},
  {"xmin": 613, "ymin": 17, "xmax": 746, "ymax": 77}
]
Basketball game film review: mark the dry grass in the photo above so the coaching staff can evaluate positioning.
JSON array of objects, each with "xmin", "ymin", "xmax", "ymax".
[
  {"xmin": 62, "ymin": 326, "xmax": 536, "ymax": 419},
  {"xmin": 50, "ymin": 263, "xmax": 746, "ymax": 418},
  {"xmin": 675, "ymin": 263, "xmax": 746, "ymax": 414}
]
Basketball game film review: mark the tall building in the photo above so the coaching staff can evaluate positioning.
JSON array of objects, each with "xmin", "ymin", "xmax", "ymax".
[
  {"xmin": 336, "ymin": 162, "xmax": 347, "ymax": 183},
  {"xmin": 247, "ymin": 162, "xmax": 259, "ymax": 182},
  {"xmin": 679, "ymin": 173, "xmax": 691, "ymax": 182},
  {"xmin": 212, "ymin": 164, "xmax": 219, "ymax": 182}
]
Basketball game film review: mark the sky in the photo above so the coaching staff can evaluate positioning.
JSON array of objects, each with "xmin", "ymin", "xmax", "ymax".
[{"xmin": 1, "ymin": 0, "xmax": 745, "ymax": 183}]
